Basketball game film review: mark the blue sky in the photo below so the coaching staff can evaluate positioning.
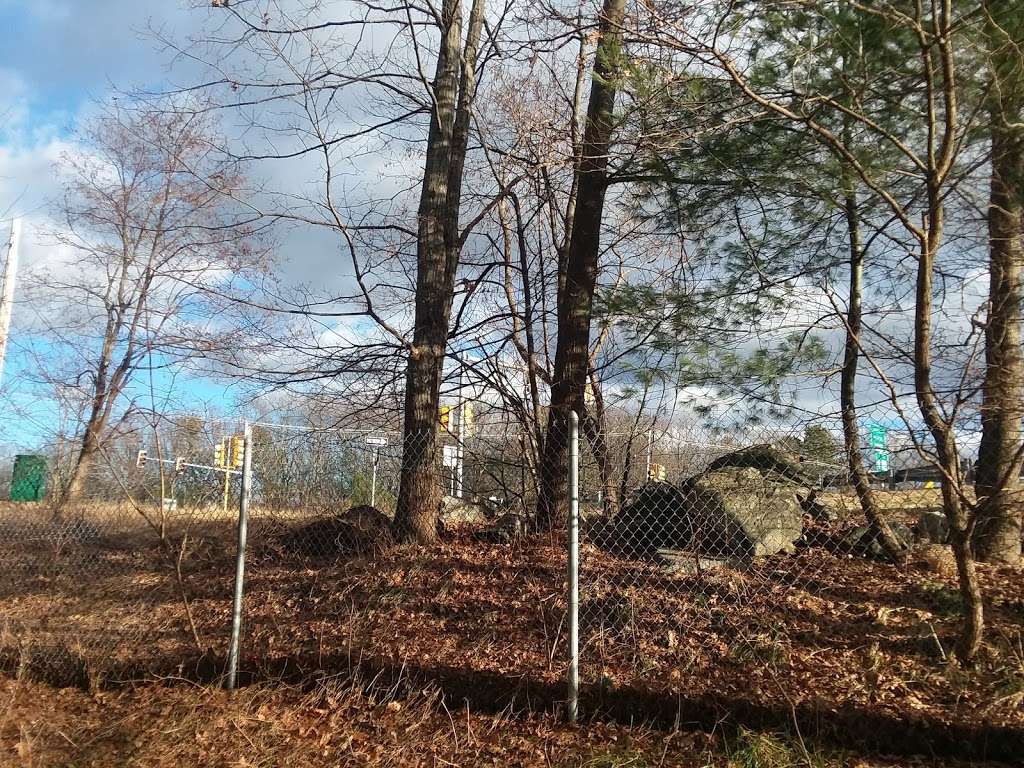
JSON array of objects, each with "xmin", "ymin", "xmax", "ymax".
[{"xmin": 0, "ymin": 2, "xmax": 245, "ymax": 452}]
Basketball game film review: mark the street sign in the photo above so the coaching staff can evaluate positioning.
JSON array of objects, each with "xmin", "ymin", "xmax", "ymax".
[
  {"xmin": 442, "ymin": 444, "xmax": 458, "ymax": 468},
  {"xmin": 365, "ymin": 435, "xmax": 388, "ymax": 447},
  {"xmin": 868, "ymin": 424, "xmax": 889, "ymax": 473},
  {"xmin": 868, "ymin": 424, "xmax": 887, "ymax": 447}
]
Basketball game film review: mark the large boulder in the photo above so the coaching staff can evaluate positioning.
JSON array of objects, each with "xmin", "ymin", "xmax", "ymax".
[
  {"xmin": 605, "ymin": 482, "xmax": 691, "ymax": 553},
  {"xmin": 707, "ymin": 444, "xmax": 838, "ymax": 522},
  {"xmin": 706, "ymin": 445, "xmax": 817, "ymax": 488},
  {"xmin": 840, "ymin": 521, "xmax": 915, "ymax": 558},
  {"xmin": 799, "ymin": 488, "xmax": 840, "ymax": 522},
  {"xmin": 475, "ymin": 513, "xmax": 527, "ymax": 544},
  {"xmin": 439, "ymin": 496, "xmax": 490, "ymax": 528},
  {"xmin": 915, "ymin": 511, "xmax": 950, "ymax": 544},
  {"xmin": 607, "ymin": 469, "xmax": 804, "ymax": 558},
  {"xmin": 681, "ymin": 467, "xmax": 804, "ymax": 557}
]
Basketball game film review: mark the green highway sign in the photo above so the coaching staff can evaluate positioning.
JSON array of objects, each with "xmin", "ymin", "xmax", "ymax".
[{"xmin": 867, "ymin": 424, "xmax": 889, "ymax": 472}]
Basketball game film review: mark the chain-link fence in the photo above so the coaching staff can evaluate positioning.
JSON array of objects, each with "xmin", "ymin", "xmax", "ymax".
[
  {"xmin": 0, "ymin": 409, "xmax": 1020, "ymax": 740},
  {"xmin": 0, "ymin": 417, "xmax": 246, "ymax": 682},
  {"xmin": 570, "ymin": 413, "xmax": 949, "ymax": 715}
]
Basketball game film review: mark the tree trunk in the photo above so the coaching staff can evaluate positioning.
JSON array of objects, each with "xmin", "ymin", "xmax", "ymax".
[
  {"xmin": 974, "ymin": 1, "xmax": 1024, "ymax": 564},
  {"xmin": 58, "ymin": 420, "xmax": 102, "ymax": 517},
  {"xmin": 951, "ymin": 521, "xmax": 985, "ymax": 662},
  {"xmin": 840, "ymin": 186, "xmax": 907, "ymax": 563},
  {"xmin": 536, "ymin": 0, "xmax": 626, "ymax": 529},
  {"xmin": 394, "ymin": 0, "xmax": 483, "ymax": 543},
  {"xmin": 914, "ymin": 193, "xmax": 984, "ymax": 663}
]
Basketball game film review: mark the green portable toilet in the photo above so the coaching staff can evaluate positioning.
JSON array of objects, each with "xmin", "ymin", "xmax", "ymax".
[{"xmin": 10, "ymin": 454, "xmax": 47, "ymax": 502}]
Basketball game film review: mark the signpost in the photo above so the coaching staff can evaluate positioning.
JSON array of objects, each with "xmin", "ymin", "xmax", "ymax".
[{"xmin": 365, "ymin": 435, "xmax": 388, "ymax": 507}]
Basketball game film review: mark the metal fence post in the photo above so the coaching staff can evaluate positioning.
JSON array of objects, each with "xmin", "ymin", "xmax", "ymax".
[
  {"xmin": 226, "ymin": 421, "xmax": 253, "ymax": 690},
  {"xmin": 567, "ymin": 410, "xmax": 580, "ymax": 723}
]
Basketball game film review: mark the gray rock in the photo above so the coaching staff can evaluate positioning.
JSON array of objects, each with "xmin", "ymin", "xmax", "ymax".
[
  {"xmin": 681, "ymin": 467, "xmax": 805, "ymax": 557},
  {"xmin": 656, "ymin": 548, "xmax": 747, "ymax": 575},
  {"xmin": 608, "ymin": 482, "xmax": 691, "ymax": 552},
  {"xmin": 706, "ymin": 445, "xmax": 817, "ymax": 487},
  {"xmin": 439, "ymin": 496, "xmax": 489, "ymax": 527},
  {"xmin": 842, "ymin": 521, "xmax": 915, "ymax": 558},
  {"xmin": 865, "ymin": 522, "xmax": 914, "ymax": 558},
  {"xmin": 841, "ymin": 524, "xmax": 872, "ymax": 551},
  {"xmin": 608, "ymin": 469, "xmax": 805, "ymax": 557},
  {"xmin": 915, "ymin": 511, "xmax": 950, "ymax": 544},
  {"xmin": 799, "ymin": 489, "xmax": 839, "ymax": 522},
  {"xmin": 476, "ymin": 513, "xmax": 526, "ymax": 544}
]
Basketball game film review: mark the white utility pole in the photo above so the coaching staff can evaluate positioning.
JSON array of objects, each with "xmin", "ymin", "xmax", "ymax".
[
  {"xmin": 0, "ymin": 218, "xmax": 21, "ymax": 388},
  {"xmin": 454, "ymin": 358, "xmax": 467, "ymax": 499},
  {"xmin": 645, "ymin": 426, "xmax": 654, "ymax": 481}
]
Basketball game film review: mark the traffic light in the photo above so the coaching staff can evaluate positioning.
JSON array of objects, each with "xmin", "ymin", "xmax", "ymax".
[
  {"xmin": 135, "ymin": 449, "xmax": 147, "ymax": 468},
  {"xmin": 214, "ymin": 441, "xmax": 225, "ymax": 469},
  {"xmin": 231, "ymin": 435, "xmax": 245, "ymax": 469},
  {"xmin": 439, "ymin": 405, "xmax": 451, "ymax": 429}
]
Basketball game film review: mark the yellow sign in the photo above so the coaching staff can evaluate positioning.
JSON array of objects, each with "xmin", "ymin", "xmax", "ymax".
[
  {"xmin": 440, "ymin": 405, "xmax": 452, "ymax": 429},
  {"xmin": 648, "ymin": 463, "xmax": 667, "ymax": 482}
]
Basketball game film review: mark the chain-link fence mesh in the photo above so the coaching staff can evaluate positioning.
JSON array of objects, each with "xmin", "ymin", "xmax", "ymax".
[
  {"xmin": 0, "ymin": 407, "xmax": 1020, "ymax": 734},
  {"xmin": 0, "ymin": 417, "xmax": 245, "ymax": 681},
  {"xmin": 573, "ymin": 414, "xmax": 952, "ymax": 708}
]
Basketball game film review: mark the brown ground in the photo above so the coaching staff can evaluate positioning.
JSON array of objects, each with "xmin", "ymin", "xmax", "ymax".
[
  {"xmin": 0, "ymin": 675, "xmax": 1012, "ymax": 767},
  {"xmin": 0, "ymin": 493, "xmax": 1022, "ymax": 765}
]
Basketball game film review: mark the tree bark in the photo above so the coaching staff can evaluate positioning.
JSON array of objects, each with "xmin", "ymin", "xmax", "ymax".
[
  {"xmin": 974, "ymin": 0, "xmax": 1024, "ymax": 564},
  {"xmin": 536, "ymin": 0, "xmax": 627, "ymax": 529},
  {"xmin": 54, "ymin": 307, "xmax": 129, "ymax": 517},
  {"xmin": 914, "ymin": 191, "xmax": 984, "ymax": 663},
  {"xmin": 840, "ymin": 186, "xmax": 908, "ymax": 563},
  {"xmin": 394, "ymin": 0, "xmax": 483, "ymax": 543},
  {"xmin": 60, "ymin": 421, "xmax": 101, "ymax": 514}
]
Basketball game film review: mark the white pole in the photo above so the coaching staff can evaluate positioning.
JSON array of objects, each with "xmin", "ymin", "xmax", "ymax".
[
  {"xmin": 0, "ymin": 218, "xmax": 22, "ymax": 388},
  {"xmin": 567, "ymin": 410, "xmax": 580, "ymax": 723},
  {"xmin": 371, "ymin": 447, "xmax": 378, "ymax": 507},
  {"xmin": 645, "ymin": 427, "xmax": 654, "ymax": 481},
  {"xmin": 226, "ymin": 421, "xmax": 253, "ymax": 690},
  {"xmin": 455, "ymin": 358, "xmax": 466, "ymax": 499}
]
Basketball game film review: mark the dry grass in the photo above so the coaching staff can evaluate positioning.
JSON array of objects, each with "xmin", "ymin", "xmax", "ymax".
[
  {"xmin": 817, "ymin": 488, "xmax": 947, "ymax": 513},
  {"xmin": 0, "ymin": 675, "xmax": 1007, "ymax": 768}
]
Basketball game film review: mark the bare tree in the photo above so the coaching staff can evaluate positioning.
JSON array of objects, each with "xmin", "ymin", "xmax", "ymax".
[
  {"xmin": 29, "ymin": 102, "xmax": 268, "ymax": 512},
  {"xmin": 172, "ymin": 1, "xmax": 515, "ymax": 542}
]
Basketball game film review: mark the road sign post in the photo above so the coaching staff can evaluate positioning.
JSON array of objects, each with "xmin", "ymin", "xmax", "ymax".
[{"xmin": 364, "ymin": 436, "xmax": 388, "ymax": 507}]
